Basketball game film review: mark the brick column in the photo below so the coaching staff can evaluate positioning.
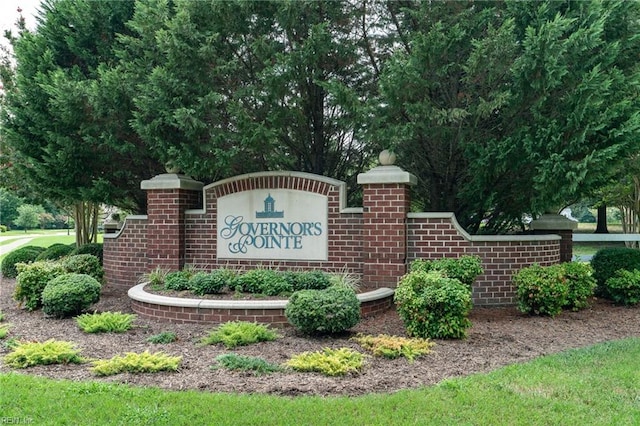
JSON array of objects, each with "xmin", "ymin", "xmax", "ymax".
[
  {"xmin": 141, "ymin": 173, "xmax": 203, "ymax": 272},
  {"xmin": 530, "ymin": 214, "xmax": 577, "ymax": 263},
  {"xmin": 357, "ymin": 151, "xmax": 416, "ymax": 290}
]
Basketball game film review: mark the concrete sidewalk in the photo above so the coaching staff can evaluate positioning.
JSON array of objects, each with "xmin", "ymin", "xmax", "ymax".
[{"xmin": 0, "ymin": 237, "xmax": 35, "ymax": 256}]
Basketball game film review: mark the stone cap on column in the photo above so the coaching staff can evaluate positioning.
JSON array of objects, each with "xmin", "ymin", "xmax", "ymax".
[
  {"xmin": 141, "ymin": 173, "xmax": 204, "ymax": 191},
  {"xmin": 530, "ymin": 213, "xmax": 578, "ymax": 231},
  {"xmin": 357, "ymin": 150, "xmax": 417, "ymax": 185}
]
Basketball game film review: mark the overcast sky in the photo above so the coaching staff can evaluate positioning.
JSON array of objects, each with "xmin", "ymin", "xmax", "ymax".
[{"xmin": 1, "ymin": 0, "xmax": 40, "ymax": 49}]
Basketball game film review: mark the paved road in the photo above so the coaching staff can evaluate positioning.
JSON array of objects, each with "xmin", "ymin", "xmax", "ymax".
[{"xmin": 0, "ymin": 237, "xmax": 36, "ymax": 256}]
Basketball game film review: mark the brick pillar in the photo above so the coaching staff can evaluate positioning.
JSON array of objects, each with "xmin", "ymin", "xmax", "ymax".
[
  {"xmin": 141, "ymin": 173, "xmax": 203, "ymax": 272},
  {"xmin": 357, "ymin": 151, "xmax": 416, "ymax": 291},
  {"xmin": 530, "ymin": 214, "xmax": 577, "ymax": 263}
]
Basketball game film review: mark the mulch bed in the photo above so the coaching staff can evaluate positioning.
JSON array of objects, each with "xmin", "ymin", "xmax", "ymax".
[{"xmin": 1, "ymin": 277, "xmax": 639, "ymax": 396}]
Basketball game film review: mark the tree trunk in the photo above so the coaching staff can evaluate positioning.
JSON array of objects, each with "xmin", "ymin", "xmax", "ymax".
[
  {"xmin": 73, "ymin": 201, "xmax": 99, "ymax": 246},
  {"xmin": 595, "ymin": 204, "xmax": 609, "ymax": 234}
]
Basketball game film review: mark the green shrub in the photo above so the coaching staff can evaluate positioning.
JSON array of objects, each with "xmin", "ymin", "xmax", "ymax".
[
  {"xmin": 284, "ymin": 270, "xmax": 331, "ymax": 291},
  {"xmin": 591, "ymin": 247, "xmax": 640, "ymax": 295},
  {"xmin": 61, "ymin": 254, "xmax": 104, "ymax": 282},
  {"xmin": 146, "ymin": 331, "xmax": 178, "ymax": 344},
  {"xmin": 76, "ymin": 312, "xmax": 136, "ymax": 333},
  {"xmin": 285, "ymin": 286, "xmax": 361, "ymax": 335},
  {"xmin": 1, "ymin": 245, "xmax": 45, "ymax": 278},
  {"xmin": 189, "ymin": 269, "xmax": 234, "ymax": 296},
  {"xmin": 199, "ymin": 321, "xmax": 280, "ymax": 349},
  {"xmin": 0, "ymin": 323, "xmax": 10, "ymax": 339},
  {"xmin": 560, "ymin": 262, "xmax": 596, "ymax": 311},
  {"xmin": 41, "ymin": 273, "xmax": 102, "ymax": 318},
  {"xmin": 91, "ymin": 351, "xmax": 181, "ymax": 376},
  {"xmin": 71, "ymin": 243, "xmax": 104, "ymax": 265},
  {"xmin": 13, "ymin": 261, "xmax": 66, "ymax": 311},
  {"xmin": 604, "ymin": 270, "xmax": 640, "ymax": 306},
  {"xmin": 353, "ymin": 334, "xmax": 435, "ymax": 362},
  {"xmin": 138, "ymin": 266, "xmax": 169, "ymax": 289},
  {"xmin": 3, "ymin": 339, "xmax": 85, "ymax": 368},
  {"xmin": 35, "ymin": 243, "xmax": 74, "ymax": 261},
  {"xmin": 0, "ymin": 225, "xmax": 7, "ymax": 232},
  {"xmin": 164, "ymin": 271, "xmax": 191, "ymax": 291},
  {"xmin": 285, "ymin": 348, "xmax": 364, "ymax": 376},
  {"xmin": 233, "ymin": 269, "xmax": 292, "ymax": 295},
  {"xmin": 410, "ymin": 255, "xmax": 483, "ymax": 288},
  {"xmin": 514, "ymin": 264, "xmax": 568, "ymax": 317},
  {"xmin": 213, "ymin": 353, "xmax": 282, "ymax": 375},
  {"xmin": 394, "ymin": 270, "xmax": 472, "ymax": 339}
]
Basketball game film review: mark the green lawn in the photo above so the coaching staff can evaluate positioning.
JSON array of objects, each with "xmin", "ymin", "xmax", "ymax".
[
  {"xmin": 0, "ymin": 232, "xmax": 102, "ymax": 262},
  {"xmin": 1, "ymin": 338, "xmax": 639, "ymax": 425}
]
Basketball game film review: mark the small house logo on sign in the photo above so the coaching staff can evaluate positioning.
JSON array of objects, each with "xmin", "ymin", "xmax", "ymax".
[
  {"xmin": 255, "ymin": 194, "xmax": 283, "ymax": 219},
  {"xmin": 217, "ymin": 189, "xmax": 328, "ymax": 260}
]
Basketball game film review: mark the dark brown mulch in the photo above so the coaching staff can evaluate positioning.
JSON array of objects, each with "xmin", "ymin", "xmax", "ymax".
[{"xmin": 1, "ymin": 277, "xmax": 639, "ymax": 396}]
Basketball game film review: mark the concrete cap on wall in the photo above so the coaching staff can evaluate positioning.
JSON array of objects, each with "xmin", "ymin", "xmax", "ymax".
[
  {"xmin": 141, "ymin": 173, "xmax": 204, "ymax": 191},
  {"xmin": 530, "ymin": 213, "xmax": 578, "ymax": 231}
]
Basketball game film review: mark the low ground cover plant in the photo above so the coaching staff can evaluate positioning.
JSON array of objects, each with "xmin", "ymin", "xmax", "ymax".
[
  {"xmin": 213, "ymin": 353, "xmax": 282, "ymax": 375},
  {"xmin": 91, "ymin": 351, "xmax": 182, "ymax": 376},
  {"xmin": 353, "ymin": 334, "xmax": 435, "ymax": 362},
  {"xmin": 76, "ymin": 312, "xmax": 136, "ymax": 333},
  {"xmin": 189, "ymin": 269, "xmax": 235, "ymax": 295},
  {"xmin": 41, "ymin": 273, "xmax": 102, "ymax": 318},
  {"xmin": 604, "ymin": 269, "xmax": 640, "ymax": 306},
  {"xmin": 285, "ymin": 285, "xmax": 360, "ymax": 334},
  {"xmin": 0, "ymin": 323, "xmax": 10, "ymax": 339},
  {"xmin": 13, "ymin": 261, "xmax": 66, "ymax": 311},
  {"xmin": 285, "ymin": 347, "xmax": 365, "ymax": 376},
  {"xmin": 199, "ymin": 321, "xmax": 280, "ymax": 349},
  {"xmin": 395, "ymin": 270, "xmax": 472, "ymax": 339},
  {"xmin": 3, "ymin": 339, "xmax": 84, "ymax": 368},
  {"xmin": 1, "ymin": 245, "xmax": 46, "ymax": 278},
  {"xmin": 164, "ymin": 270, "xmax": 193, "ymax": 291},
  {"xmin": 146, "ymin": 331, "xmax": 178, "ymax": 344}
]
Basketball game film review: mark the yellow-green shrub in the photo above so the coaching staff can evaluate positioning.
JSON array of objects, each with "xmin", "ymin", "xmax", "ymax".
[
  {"xmin": 76, "ymin": 312, "xmax": 136, "ymax": 333},
  {"xmin": 199, "ymin": 321, "xmax": 279, "ymax": 349},
  {"xmin": 285, "ymin": 348, "xmax": 364, "ymax": 376},
  {"xmin": 353, "ymin": 334, "xmax": 435, "ymax": 362},
  {"xmin": 91, "ymin": 351, "xmax": 181, "ymax": 376},
  {"xmin": 3, "ymin": 339, "xmax": 84, "ymax": 368}
]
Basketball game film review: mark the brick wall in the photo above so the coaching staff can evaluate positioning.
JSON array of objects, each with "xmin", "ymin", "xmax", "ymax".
[{"xmin": 105, "ymin": 172, "xmax": 565, "ymax": 306}]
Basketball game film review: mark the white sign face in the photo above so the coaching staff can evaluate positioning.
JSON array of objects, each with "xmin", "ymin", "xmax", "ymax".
[{"xmin": 217, "ymin": 190, "xmax": 328, "ymax": 260}]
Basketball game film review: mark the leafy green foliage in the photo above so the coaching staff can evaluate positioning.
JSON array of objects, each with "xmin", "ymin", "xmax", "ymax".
[
  {"xmin": 233, "ymin": 269, "xmax": 292, "ymax": 296},
  {"xmin": 189, "ymin": 269, "xmax": 235, "ymax": 296},
  {"xmin": 71, "ymin": 243, "xmax": 104, "ymax": 265},
  {"xmin": 139, "ymin": 266, "xmax": 169, "ymax": 289},
  {"xmin": 285, "ymin": 286, "xmax": 361, "ymax": 335},
  {"xmin": 164, "ymin": 271, "xmax": 191, "ymax": 291},
  {"xmin": 3, "ymin": 339, "xmax": 85, "ymax": 368},
  {"xmin": 35, "ymin": 243, "xmax": 74, "ymax": 261},
  {"xmin": 1, "ymin": 246, "xmax": 46, "ymax": 278},
  {"xmin": 410, "ymin": 256, "xmax": 484, "ymax": 288},
  {"xmin": 285, "ymin": 348, "xmax": 364, "ymax": 376},
  {"xmin": 514, "ymin": 264, "xmax": 568, "ymax": 317},
  {"xmin": 41, "ymin": 273, "xmax": 101, "ymax": 318},
  {"xmin": 604, "ymin": 270, "xmax": 640, "ymax": 306},
  {"xmin": 146, "ymin": 331, "xmax": 178, "ymax": 344},
  {"xmin": 395, "ymin": 271, "xmax": 472, "ymax": 339},
  {"xmin": 91, "ymin": 351, "xmax": 181, "ymax": 376},
  {"xmin": 560, "ymin": 262, "xmax": 596, "ymax": 311},
  {"xmin": 0, "ymin": 323, "xmax": 10, "ymax": 339},
  {"xmin": 199, "ymin": 321, "xmax": 280, "ymax": 349},
  {"xmin": 284, "ymin": 270, "xmax": 332, "ymax": 291},
  {"xmin": 13, "ymin": 261, "xmax": 66, "ymax": 311},
  {"xmin": 353, "ymin": 334, "xmax": 435, "ymax": 362},
  {"xmin": 591, "ymin": 248, "xmax": 640, "ymax": 296},
  {"xmin": 0, "ymin": 310, "xmax": 4, "ymax": 322},
  {"xmin": 327, "ymin": 269, "xmax": 361, "ymax": 292},
  {"xmin": 213, "ymin": 353, "xmax": 282, "ymax": 375},
  {"xmin": 61, "ymin": 254, "xmax": 104, "ymax": 282},
  {"xmin": 76, "ymin": 312, "xmax": 136, "ymax": 333}
]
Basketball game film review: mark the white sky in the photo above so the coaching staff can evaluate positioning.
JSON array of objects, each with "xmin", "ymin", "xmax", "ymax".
[{"xmin": 0, "ymin": 0, "xmax": 40, "ymax": 50}]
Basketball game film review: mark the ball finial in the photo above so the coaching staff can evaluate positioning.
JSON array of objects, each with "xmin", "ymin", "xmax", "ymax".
[{"xmin": 378, "ymin": 150, "xmax": 396, "ymax": 166}]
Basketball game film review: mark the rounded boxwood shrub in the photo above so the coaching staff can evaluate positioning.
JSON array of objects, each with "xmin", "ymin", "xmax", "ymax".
[
  {"xmin": 395, "ymin": 270, "xmax": 472, "ymax": 339},
  {"xmin": 13, "ymin": 261, "xmax": 67, "ymax": 311},
  {"xmin": 36, "ymin": 243, "xmax": 75, "ymax": 261},
  {"xmin": 71, "ymin": 243, "xmax": 103, "ymax": 265},
  {"xmin": 285, "ymin": 286, "xmax": 361, "ymax": 334},
  {"xmin": 514, "ymin": 264, "xmax": 568, "ymax": 317},
  {"xmin": 42, "ymin": 273, "xmax": 102, "ymax": 318},
  {"xmin": 604, "ymin": 269, "xmax": 640, "ymax": 306},
  {"xmin": 285, "ymin": 270, "xmax": 331, "ymax": 291},
  {"xmin": 189, "ymin": 269, "xmax": 235, "ymax": 296},
  {"xmin": 1, "ymin": 245, "xmax": 46, "ymax": 278},
  {"xmin": 233, "ymin": 269, "xmax": 293, "ymax": 296},
  {"xmin": 61, "ymin": 254, "xmax": 104, "ymax": 282},
  {"xmin": 410, "ymin": 255, "xmax": 483, "ymax": 288},
  {"xmin": 591, "ymin": 247, "xmax": 640, "ymax": 296}
]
